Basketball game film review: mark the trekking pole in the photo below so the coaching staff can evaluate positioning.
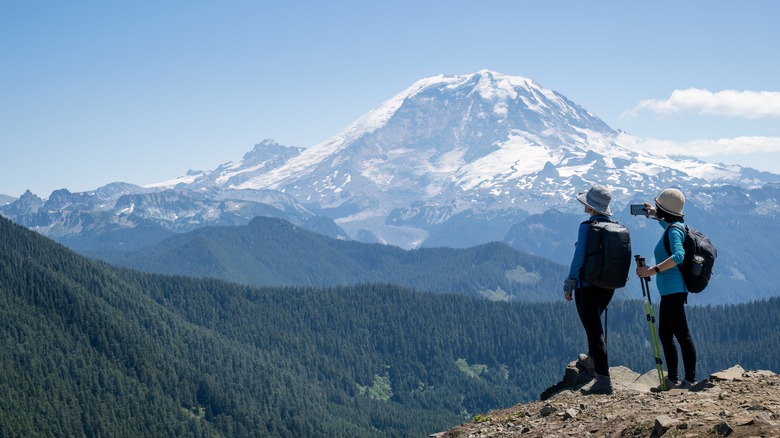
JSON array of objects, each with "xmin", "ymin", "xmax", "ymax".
[{"xmin": 635, "ymin": 255, "xmax": 666, "ymax": 391}]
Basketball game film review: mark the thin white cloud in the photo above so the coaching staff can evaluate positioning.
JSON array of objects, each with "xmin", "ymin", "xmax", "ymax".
[
  {"xmin": 623, "ymin": 88, "xmax": 780, "ymax": 119},
  {"xmin": 617, "ymin": 133, "xmax": 780, "ymax": 157}
]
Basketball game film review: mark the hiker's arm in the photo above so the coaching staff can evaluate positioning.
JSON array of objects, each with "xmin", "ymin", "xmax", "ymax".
[
  {"xmin": 639, "ymin": 227, "xmax": 685, "ymax": 277},
  {"xmin": 651, "ymin": 257, "xmax": 677, "ymax": 274},
  {"xmin": 566, "ymin": 223, "xmax": 589, "ymax": 281},
  {"xmin": 564, "ymin": 223, "xmax": 589, "ymax": 300},
  {"xmin": 666, "ymin": 226, "xmax": 686, "ymax": 265}
]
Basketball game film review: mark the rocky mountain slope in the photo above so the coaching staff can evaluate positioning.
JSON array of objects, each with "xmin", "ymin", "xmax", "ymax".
[{"xmin": 437, "ymin": 364, "xmax": 780, "ymax": 437}]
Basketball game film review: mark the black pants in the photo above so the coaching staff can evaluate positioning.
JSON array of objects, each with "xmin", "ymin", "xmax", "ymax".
[
  {"xmin": 658, "ymin": 292, "xmax": 697, "ymax": 382},
  {"xmin": 575, "ymin": 285, "xmax": 614, "ymax": 376}
]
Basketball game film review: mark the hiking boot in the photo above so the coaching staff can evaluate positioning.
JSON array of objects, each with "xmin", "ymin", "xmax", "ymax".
[
  {"xmin": 678, "ymin": 379, "xmax": 697, "ymax": 390},
  {"xmin": 576, "ymin": 354, "xmax": 596, "ymax": 377},
  {"xmin": 651, "ymin": 377, "xmax": 681, "ymax": 392},
  {"xmin": 581, "ymin": 374, "xmax": 613, "ymax": 395}
]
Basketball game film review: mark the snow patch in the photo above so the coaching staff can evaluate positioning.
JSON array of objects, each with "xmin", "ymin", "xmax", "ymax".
[{"xmin": 456, "ymin": 133, "xmax": 556, "ymax": 190}]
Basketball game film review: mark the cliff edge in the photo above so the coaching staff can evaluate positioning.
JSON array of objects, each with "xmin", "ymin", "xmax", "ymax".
[{"xmin": 436, "ymin": 363, "xmax": 779, "ymax": 437}]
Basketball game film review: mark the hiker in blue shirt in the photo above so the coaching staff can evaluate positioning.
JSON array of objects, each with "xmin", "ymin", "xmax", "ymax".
[
  {"xmin": 636, "ymin": 188, "xmax": 697, "ymax": 390},
  {"xmin": 564, "ymin": 185, "xmax": 616, "ymax": 395}
]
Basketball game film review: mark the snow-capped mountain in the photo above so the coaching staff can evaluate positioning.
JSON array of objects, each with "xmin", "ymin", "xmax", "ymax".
[
  {"xmin": 5, "ymin": 69, "xmax": 780, "ymax": 304},
  {"xmin": 146, "ymin": 70, "xmax": 779, "ymax": 247},
  {"xmin": 4, "ymin": 70, "xmax": 780, "ymax": 250}
]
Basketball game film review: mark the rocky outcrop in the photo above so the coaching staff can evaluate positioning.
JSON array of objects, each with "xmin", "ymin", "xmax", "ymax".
[{"xmin": 436, "ymin": 364, "xmax": 780, "ymax": 437}]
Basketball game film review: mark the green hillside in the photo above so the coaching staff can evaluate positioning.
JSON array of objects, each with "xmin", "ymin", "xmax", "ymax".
[
  {"xmin": 2, "ymin": 215, "xmax": 780, "ymax": 437},
  {"xmin": 88, "ymin": 216, "xmax": 564, "ymax": 301}
]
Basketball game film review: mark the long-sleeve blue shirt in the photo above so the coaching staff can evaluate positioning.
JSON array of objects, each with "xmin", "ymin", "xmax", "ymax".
[
  {"xmin": 567, "ymin": 215, "xmax": 610, "ymax": 286},
  {"xmin": 653, "ymin": 220, "xmax": 687, "ymax": 296}
]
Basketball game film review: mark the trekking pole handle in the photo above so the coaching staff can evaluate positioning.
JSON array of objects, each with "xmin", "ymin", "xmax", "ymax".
[{"xmin": 635, "ymin": 255, "xmax": 651, "ymax": 284}]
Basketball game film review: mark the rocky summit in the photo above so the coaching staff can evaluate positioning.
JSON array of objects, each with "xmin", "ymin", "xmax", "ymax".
[{"xmin": 435, "ymin": 364, "xmax": 780, "ymax": 437}]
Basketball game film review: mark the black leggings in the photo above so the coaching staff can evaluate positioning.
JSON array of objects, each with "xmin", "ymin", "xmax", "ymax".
[
  {"xmin": 575, "ymin": 285, "xmax": 614, "ymax": 376},
  {"xmin": 658, "ymin": 292, "xmax": 697, "ymax": 382}
]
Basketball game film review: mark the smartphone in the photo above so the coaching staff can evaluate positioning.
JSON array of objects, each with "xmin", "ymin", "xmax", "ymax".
[{"xmin": 630, "ymin": 204, "xmax": 647, "ymax": 216}]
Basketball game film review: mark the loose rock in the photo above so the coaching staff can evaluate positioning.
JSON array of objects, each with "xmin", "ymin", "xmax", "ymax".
[{"xmin": 437, "ymin": 364, "xmax": 780, "ymax": 438}]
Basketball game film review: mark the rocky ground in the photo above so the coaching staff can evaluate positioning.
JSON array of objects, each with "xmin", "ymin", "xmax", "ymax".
[{"xmin": 435, "ymin": 363, "xmax": 780, "ymax": 437}]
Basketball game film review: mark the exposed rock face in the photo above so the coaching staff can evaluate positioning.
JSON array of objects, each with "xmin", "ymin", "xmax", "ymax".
[{"xmin": 436, "ymin": 364, "xmax": 780, "ymax": 437}]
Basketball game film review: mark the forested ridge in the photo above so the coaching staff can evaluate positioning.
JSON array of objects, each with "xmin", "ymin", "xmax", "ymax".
[
  {"xmin": 88, "ymin": 216, "xmax": 564, "ymax": 301},
  {"xmin": 1, "ymin": 215, "xmax": 779, "ymax": 437}
]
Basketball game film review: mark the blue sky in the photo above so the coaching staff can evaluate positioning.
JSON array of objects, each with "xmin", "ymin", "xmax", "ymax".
[{"xmin": 2, "ymin": 1, "xmax": 779, "ymax": 197}]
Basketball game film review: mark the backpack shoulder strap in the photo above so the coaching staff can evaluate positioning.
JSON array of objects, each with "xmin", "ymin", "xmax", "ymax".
[
  {"xmin": 582, "ymin": 217, "xmax": 613, "ymax": 225},
  {"xmin": 663, "ymin": 222, "xmax": 686, "ymax": 256},
  {"xmin": 670, "ymin": 222, "xmax": 686, "ymax": 231}
]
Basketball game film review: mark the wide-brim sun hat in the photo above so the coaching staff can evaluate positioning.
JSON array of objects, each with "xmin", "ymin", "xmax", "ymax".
[
  {"xmin": 655, "ymin": 188, "xmax": 685, "ymax": 217},
  {"xmin": 576, "ymin": 185, "xmax": 613, "ymax": 216}
]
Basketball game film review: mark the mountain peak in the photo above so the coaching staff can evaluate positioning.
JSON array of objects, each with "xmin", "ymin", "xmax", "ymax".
[
  {"xmin": 471, "ymin": 69, "xmax": 538, "ymax": 92},
  {"xmin": 423, "ymin": 69, "xmax": 538, "ymax": 93},
  {"xmin": 234, "ymin": 70, "xmax": 613, "ymax": 189},
  {"xmin": 137, "ymin": 70, "xmax": 778, "ymax": 248}
]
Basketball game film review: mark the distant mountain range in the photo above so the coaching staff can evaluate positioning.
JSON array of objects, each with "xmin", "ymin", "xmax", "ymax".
[
  {"xmin": 2, "ymin": 182, "xmax": 347, "ymax": 253},
  {"xmin": 2, "ymin": 70, "xmax": 780, "ymax": 304},
  {"xmin": 85, "ymin": 205, "xmax": 780, "ymax": 306}
]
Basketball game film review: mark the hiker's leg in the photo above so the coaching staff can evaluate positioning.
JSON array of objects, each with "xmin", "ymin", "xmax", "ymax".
[
  {"xmin": 575, "ymin": 286, "xmax": 609, "ymax": 376},
  {"xmin": 658, "ymin": 295, "xmax": 679, "ymax": 382},
  {"xmin": 668, "ymin": 293, "xmax": 697, "ymax": 382},
  {"xmin": 596, "ymin": 288, "xmax": 614, "ymax": 316},
  {"xmin": 595, "ymin": 288, "xmax": 614, "ymax": 374}
]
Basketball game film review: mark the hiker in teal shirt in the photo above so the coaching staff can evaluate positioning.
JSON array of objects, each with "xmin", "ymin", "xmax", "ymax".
[{"xmin": 636, "ymin": 188, "xmax": 697, "ymax": 390}]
